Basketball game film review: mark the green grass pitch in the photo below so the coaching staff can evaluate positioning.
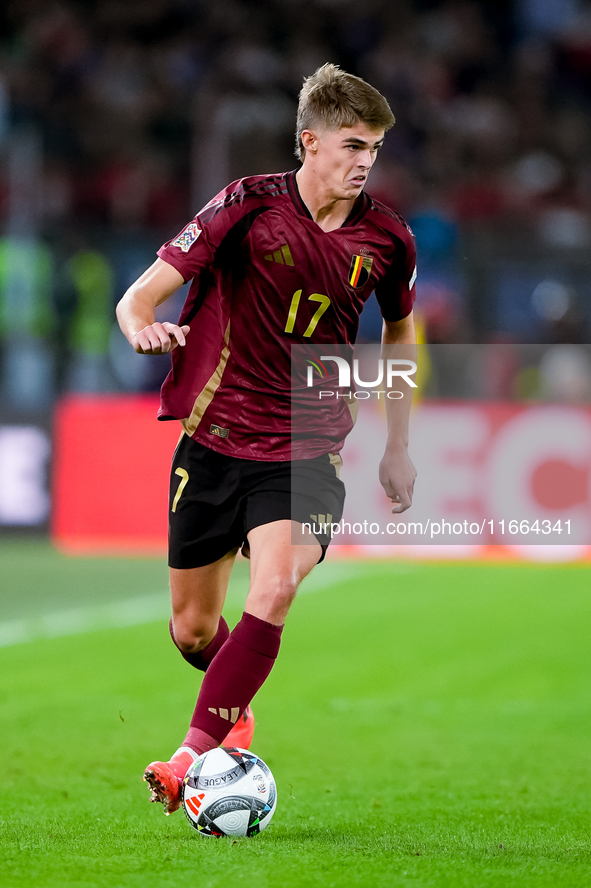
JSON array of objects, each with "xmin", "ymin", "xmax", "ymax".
[{"xmin": 1, "ymin": 540, "xmax": 590, "ymax": 887}]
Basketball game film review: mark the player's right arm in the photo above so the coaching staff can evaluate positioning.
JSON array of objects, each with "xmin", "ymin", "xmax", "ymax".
[{"xmin": 116, "ymin": 257, "xmax": 189, "ymax": 355}]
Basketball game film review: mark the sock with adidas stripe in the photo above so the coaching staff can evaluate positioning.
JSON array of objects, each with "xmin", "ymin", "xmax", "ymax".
[{"xmin": 183, "ymin": 611, "xmax": 283, "ymax": 755}]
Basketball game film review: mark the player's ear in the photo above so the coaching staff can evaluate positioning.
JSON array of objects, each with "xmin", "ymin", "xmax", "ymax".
[{"xmin": 301, "ymin": 129, "xmax": 319, "ymax": 155}]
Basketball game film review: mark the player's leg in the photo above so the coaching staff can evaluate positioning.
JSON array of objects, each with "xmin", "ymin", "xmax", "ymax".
[
  {"xmin": 245, "ymin": 519, "xmax": 321, "ymax": 623},
  {"xmin": 179, "ymin": 455, "xmax": 343, "ymax": 755},
  {"xmin": 166, "ymin": 435, "xmax": 244, "ymax": 670},
  {"xmin": 182, "ymin": 520, "xmax": 320, "ymax": 755},
  {"xmin": 168, "ymin": 549, "xmax": 236, "ymax": 669},
  {"xmin": 169, "ymin": 551, "xmax": 256, "ymax": 748},
  {"xmin": 144, "ymin": 550, "xmax": 238, "ymax": 814},
  {"xmin": 168, "ymin": 433, "xmax": 257, "ymax": 736}
]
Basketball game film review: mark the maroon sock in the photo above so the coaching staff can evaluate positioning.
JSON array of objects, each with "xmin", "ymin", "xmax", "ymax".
[
  {"xmin": 169, "ymin": 616, "xmax": 229, "ymax": 671},
  {"xmin": 183, "ymin": 611, "xmax": 283, "ymax": 754}
]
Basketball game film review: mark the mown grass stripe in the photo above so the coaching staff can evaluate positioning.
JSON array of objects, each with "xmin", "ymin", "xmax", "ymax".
[{"xmin": 0, "ymin": 561, "xmax": 382, "ymax": 648}]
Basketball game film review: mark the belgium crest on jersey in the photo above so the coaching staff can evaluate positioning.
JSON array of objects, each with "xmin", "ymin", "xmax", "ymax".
[{"xmin": 348, "ymin": 254, "xmax": 373, "ymax": 288}]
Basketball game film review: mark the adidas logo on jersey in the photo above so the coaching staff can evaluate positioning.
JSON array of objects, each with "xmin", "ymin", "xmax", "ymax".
[
  {"xmin": 208, "ymin": 707, "xmax": 240, "ymax": 723},
  {"xmin": 264, "ymin": 244, "xmax": 294, "ymax": 266},
  {"xmin": 210, "ymin": 423, "xmax": 230, "ymax": 438}
]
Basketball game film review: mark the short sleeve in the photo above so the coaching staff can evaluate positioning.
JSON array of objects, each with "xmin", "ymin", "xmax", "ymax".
[
  {"xmin": 157, "ymin": 221, "xmax": 214, "ymax": 283},
  {"xmin": 374, "ymin": 232, "xmax": 417, "ymax": 322},
  {"xmin": 157, "ymin": 179, "xmax": 246, "ymax": 283}
]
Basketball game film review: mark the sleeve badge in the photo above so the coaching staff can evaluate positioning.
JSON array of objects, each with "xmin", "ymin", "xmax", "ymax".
[{"xmin": 171, "ymin": 222, "xmax": 202, "ymax": 253}]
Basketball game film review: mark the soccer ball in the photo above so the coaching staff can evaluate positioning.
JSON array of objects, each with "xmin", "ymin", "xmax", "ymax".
[{"xmin": 182, "ymin": 746, "xmax": 277, "ymax": 837}]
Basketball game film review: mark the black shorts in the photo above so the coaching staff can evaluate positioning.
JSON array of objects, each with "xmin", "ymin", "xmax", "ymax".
[{"xmin": 168, "ymin": 434, "xmax": 346, "ymax": 569}]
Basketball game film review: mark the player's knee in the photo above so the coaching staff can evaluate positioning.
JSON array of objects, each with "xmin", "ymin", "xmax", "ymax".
[
  {"xmin": 171, "ymin": 618, "xmax": 217, "ymax": 655},
  {"xmin": 266, "ymin": 574, "xmax": 299, "ymax": 613}
]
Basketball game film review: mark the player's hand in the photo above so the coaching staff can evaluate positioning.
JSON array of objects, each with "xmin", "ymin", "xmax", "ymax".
[
  {"xmin": 379, "ymin": 446, "xmax": 417, "ymax": 513},
  {"xmin": 131, "ymin": 322, "xmax": 190, "ymax": 355}
]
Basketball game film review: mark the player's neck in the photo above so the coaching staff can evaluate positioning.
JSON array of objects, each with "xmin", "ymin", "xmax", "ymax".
[{"xmin": 295, "ymin": 168, "xmax": 356, "ymax": 232}]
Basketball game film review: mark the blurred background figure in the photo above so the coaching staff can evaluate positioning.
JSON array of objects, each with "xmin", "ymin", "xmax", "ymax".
[
  {"xmin": 0, "ymin": 126, "xmax": 54, "ymax": 409},
  {"xmin": 64, "ymin": 246, "xmax": 113, "ymax": 392},
  {"xmin": 539, "ymin": 344, "xmax": 591, "ymax": 401}
]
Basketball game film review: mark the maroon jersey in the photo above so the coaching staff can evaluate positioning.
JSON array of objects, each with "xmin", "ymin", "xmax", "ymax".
[{"xmin": 157, "ymin": 171, "xmax": 416, "ymax": 460}]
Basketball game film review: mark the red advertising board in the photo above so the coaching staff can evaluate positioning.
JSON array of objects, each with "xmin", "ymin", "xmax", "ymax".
[
  {"xmin": 53, "ymin": 395, "xmax": 180, "ymax": 553},
  {"xmin": 52, "ymin": 395, "xmax": 591, "ymax": 561},
  {"xmin": 337, "ymin": 399, "xmax": 591, "ymax": 561}
]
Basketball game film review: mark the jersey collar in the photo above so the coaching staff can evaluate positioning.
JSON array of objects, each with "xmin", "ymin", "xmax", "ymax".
[{"xmin": 286, "ymin": 170, "xmax": 370, "ymax": 228}]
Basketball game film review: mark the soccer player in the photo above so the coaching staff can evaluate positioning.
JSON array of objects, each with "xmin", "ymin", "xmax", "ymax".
[{"xmin": 116, "ymin": 63, "xmax": 417, "ymax": 814}]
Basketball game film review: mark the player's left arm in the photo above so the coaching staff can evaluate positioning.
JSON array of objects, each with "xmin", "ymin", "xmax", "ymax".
[{"xmin": 379, "ymin": 311, "xmax": 417, "ymax": 513}]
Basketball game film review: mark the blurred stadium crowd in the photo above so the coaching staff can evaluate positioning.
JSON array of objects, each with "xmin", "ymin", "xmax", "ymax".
[{"xmin": 1, "ymin": 0, "xmax": 591, "ymax": 408}]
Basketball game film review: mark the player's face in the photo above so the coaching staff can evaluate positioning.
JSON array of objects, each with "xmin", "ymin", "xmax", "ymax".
[{"xmin": 309, "ymin": 122, "xmax": 385, "ymax": 200}]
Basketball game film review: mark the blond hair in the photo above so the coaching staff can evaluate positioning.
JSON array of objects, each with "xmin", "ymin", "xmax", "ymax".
[{"xmin": 295, "ymin": 63, "xmax": 395, "ymax": 160}]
